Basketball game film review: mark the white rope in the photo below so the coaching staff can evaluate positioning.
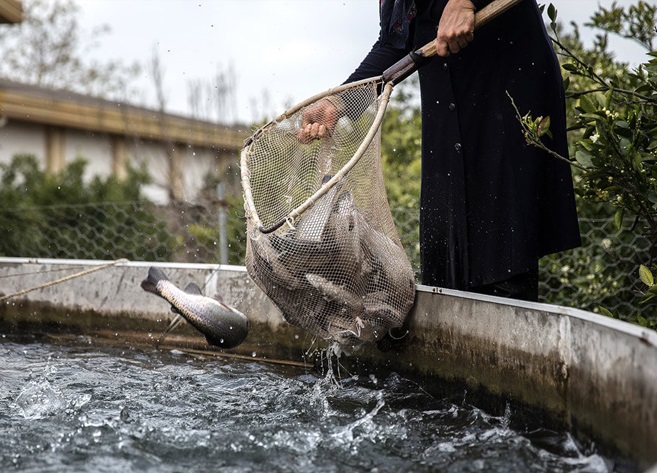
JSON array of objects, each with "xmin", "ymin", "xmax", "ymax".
[{"xmin": 0, "ymin": 258, "xmax": 129, "ymax": 302}]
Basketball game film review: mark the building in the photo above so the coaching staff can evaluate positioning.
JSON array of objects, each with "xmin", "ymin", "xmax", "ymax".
[
  {"xmin": 0, "ymin": 0, "xmax": 248, "ymax": 204},
  {"xmin": 0, "ymin": 78, "xmax": 248, "ymax": 203}
]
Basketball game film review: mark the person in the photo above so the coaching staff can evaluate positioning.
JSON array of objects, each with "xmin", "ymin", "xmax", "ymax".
[{"xmin": 298, "ymin": 0, "xmax": 581, "ymax": 302}]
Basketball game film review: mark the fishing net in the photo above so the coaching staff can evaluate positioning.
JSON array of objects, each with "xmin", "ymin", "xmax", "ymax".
[{"xmin": 241, "ymin": 78, "xmax": 415, "ymax": 348}]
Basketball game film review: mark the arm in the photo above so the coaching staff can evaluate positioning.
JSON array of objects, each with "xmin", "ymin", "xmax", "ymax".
[
  {"xmin": 345, "ymin": 40, "xmax": 411, "ymax": 83},
  {"xmin": 298, "ymin": 41, "xmax": 408, "ymax": 143}
]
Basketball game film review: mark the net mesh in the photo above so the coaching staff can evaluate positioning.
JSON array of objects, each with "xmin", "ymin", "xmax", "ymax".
[{"xmin": 242, "ymin": 79, "xmax": 415, "ymax": 348}]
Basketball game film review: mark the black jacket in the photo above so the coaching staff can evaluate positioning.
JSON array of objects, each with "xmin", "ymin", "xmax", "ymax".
[{"xmin": 346, "ymin": 0, "xmax": 581, "ymax": 288}]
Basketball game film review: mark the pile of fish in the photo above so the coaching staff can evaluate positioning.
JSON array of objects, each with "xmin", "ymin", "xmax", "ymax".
[
  {"xmin": 246, "ymin": 180, "xmax": 415, "ymax": 348},
  {"xmin": 141, "ymin": 267, "xmax": 248, "ymax": 349}
]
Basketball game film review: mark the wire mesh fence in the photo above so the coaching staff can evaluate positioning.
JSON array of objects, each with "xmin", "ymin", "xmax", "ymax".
[
  {"xmin": 393, "ymin": 207, "xmax": 653, "ymax": 320},
  {"xmin": 0, "ymin": 200, "xmax": 651, "ymax": 320}
]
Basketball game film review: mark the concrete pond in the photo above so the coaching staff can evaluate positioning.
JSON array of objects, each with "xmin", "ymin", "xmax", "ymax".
[{"xmin": 1, "ymin": 257, "xmax": 656, "ymax": 471}]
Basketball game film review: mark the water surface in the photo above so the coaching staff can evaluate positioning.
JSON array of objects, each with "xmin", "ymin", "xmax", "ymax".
[{"xmin": 0, "ymin": 336, "xmax": 624, "ymax": 472}]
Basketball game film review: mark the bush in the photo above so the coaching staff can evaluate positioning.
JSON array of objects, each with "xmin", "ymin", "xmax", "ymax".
[{"xmin": 0, "ymin": 154, "xmax": 175, "ymax": 261}]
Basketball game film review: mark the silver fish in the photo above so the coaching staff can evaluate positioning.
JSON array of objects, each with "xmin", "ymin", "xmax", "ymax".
[
  {"xmin": 140, "ymin": 267, "xmax": 248, "ymax": 349},
  {"xmin": 294, "ymin": 175, "xmax": 342, "ymax": 242}
]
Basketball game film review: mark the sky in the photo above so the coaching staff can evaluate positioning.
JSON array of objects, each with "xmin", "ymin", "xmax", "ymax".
[{"xmin": 77, "ymin": 0, "xmax": 651, "ymax": 124}]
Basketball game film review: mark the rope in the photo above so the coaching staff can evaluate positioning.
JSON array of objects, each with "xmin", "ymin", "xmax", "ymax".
[
  {"xmin": 0, "ymin": 258, "xmax": 129, "ymax": 302},
  {"xmin": 0, "ymin": 265, "xmax": 89, "ymax": 280}
]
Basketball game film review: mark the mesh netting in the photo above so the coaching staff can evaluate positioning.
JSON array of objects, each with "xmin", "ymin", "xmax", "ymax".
[{"xmin": 242, "ymin": 79, "xmax": 415, "ymax": 347}]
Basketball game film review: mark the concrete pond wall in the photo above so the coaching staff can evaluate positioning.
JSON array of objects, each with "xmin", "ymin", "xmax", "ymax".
[{"xmin": 1, "ymin": 257, "xmax": 656, "ymax": 471}]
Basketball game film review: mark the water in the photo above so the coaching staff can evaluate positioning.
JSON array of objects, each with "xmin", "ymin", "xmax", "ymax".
[{"xmin": 0, "ymin": 336, "xmax": 625, "ymax": 472}]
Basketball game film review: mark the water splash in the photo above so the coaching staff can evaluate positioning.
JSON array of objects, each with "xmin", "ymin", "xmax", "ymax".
[
  {"xmin": 13, "ymin": 380, "xmax": 67, "ymax": 419},
  {"xmin": 329, "ymin": 390, "xmax": 386, "ymax": 453}
]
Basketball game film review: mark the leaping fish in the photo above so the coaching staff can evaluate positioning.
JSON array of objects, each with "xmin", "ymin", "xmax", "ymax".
[{"xmin": 140, "ymin": 267, "xmax": 248, "ymax": 349}]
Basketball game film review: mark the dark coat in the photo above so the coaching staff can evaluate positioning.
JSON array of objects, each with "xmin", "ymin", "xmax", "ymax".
[{"xmin": 346, "ymin": 0, "xmax": 581, "ymax": 289}]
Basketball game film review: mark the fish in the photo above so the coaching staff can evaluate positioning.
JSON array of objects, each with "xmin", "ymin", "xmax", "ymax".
[
  {"xmin": 248, "ymin": 183, "xmax": 414, "ymax": 348},
  {"xmin": 140, "ymin": 267, "xmax": 248, "ymax": 349},
  {"xmin": 294, "ymin": 175, "xmax": 342, "ymax": 242}
]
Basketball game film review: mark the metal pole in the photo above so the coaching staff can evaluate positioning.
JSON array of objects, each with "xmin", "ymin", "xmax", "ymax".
[{"xmin": 217, "ymin": 182, "xmax": 228, "ymax": 265}]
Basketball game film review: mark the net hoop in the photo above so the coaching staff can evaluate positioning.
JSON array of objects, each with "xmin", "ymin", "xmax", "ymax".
[{"xmin": 241, "ymin": 79, "xmax": 391, "ymax": 234}]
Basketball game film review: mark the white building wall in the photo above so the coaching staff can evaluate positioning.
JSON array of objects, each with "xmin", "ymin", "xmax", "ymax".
[
  {"xmin": 0, "ymin": 120, "xmax": 46, "ymax": 165},
  {"xmin": 181, "ymin": 145, "xmax": 217, "ymax": 202},
  {"xmin": 128, "ymin": 139, "xmax": 172, "ymax": 205},
  {"xmin": 0, "ymin": 118, "xmax": 236, "ymax": 205},
  {"xmin": 66, "ymin": 129, "xmax": 113, "ymax": 179}
]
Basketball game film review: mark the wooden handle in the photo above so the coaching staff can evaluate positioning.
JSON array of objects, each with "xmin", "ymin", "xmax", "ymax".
[{"xmin": 415, "ymin": 0, "xmax": 524, "ymax": 58}]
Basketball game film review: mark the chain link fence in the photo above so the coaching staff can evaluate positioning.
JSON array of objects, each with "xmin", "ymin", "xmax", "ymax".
[{"xmin": 0, "ymin": 200, "xmax": 651, "ymax": 320}]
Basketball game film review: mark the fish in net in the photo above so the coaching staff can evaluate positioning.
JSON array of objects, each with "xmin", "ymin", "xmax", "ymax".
[{"xmin": 242, "ymin": 80, "xmax": 415, "ymax": 349}]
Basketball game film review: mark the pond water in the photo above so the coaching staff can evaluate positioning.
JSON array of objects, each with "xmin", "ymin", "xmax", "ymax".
[{"xmin": 0, "ymin": 336, "xmax": 629, "ymax": 472}]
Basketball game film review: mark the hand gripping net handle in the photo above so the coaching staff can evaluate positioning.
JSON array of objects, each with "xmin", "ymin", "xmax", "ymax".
[
  {"xmin": 241, "ymin": 0, "xmax": 523, "ymax": 234},
  {"xmin": 383, "ymin": 0, "xmax": 524, "ymax": 84}
]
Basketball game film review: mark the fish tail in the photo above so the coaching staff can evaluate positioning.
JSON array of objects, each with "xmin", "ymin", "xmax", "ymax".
[{"xmin": 140, "ymin": 267, "xmax": 170, "ymax": 294}]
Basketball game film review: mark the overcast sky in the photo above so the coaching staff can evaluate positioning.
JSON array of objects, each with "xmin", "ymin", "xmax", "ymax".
[{"xmin": 77, "ymin": 0, "xmax": 650, "ymax": 124}]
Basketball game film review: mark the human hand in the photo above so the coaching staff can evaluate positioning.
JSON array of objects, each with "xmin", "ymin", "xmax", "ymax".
[
  {"xmin": 436, "ymin": 0, "xmax": 476, "ymax": 57},
  {"xmin": 297, "ymin": 98, "xmax": 339, "ymax": 143}
]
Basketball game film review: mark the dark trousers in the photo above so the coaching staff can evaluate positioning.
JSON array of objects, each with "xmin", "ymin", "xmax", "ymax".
[{"xmin": 469, "ymin": 266, "xmax": 539, "ymax": 302}]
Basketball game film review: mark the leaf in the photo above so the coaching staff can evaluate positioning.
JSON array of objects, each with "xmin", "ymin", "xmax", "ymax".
[
  {"xmin": 641, "ymin": 294, "xmax": 656, "ymax": 305},
  {"xmin": 603, "ymin": 87, "xmax": 614, "ymax": 107},
  {"xmin": 647, "ymin": 192, "xmax": 657, "ymax": 205},
  {"xmin": 598, "ymin": 306, "xmax": 614, "ymax": 318},
  {"xmin": 579, "ymin": 139, "xmax": 595, "ymax": 151},
  {"xmin": 579, "ymin": 95, "xmax": 597, "ymax": 114},
  {"xmin": 618, "ymin": 137, "xmax": 631, "ymax": 155},
  {"xmin": 562, "ymin": 63, "xmax": 579, "ymax": 73},
  {"xmin": 537, "ymin": 116, "xmax": 552, "ymax": 138},
  {"xmin": 574, "ymin": 149, "xmax": 593, "ymax": 167},
  {"xmin": 639, "ymin": 265, "xmax": 654, "ymax": 287},
  {"xmin": 578, "ymin": 112, "xmax": 604, "ymax": 122},
  {"xmin": 614, "ymin": 209, "xmax": 624, "ymax": 230},
  {"xmin": 547, "ymin": 3, "xmax": 557, "ymax": 22}
]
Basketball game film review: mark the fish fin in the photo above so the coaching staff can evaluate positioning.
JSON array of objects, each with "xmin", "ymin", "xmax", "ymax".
[
  {"xmin": 183, "ymin": 282, "xmax": 203, "ymax": 295},
  {"xmin": 212, "ymin": 293, "xmax": 224, "ymax": 303},
  {"xmin": 140, "ymin": 266, "xmax": 169, "ymax": 294},
  {"xmin": 158, "ymin": 314, "xmax": 185, "ymax": 344},
  {"xmin": 170, "ymin": 305, "xmax": 182, "ymax": 315}
]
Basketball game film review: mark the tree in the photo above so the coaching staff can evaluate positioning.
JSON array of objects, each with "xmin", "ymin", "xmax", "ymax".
[
  {"xmin": 379, "ymin": 74, "xmax": 423, "ymax": 271},
  {"xmin": 187, "ymin": 63, "xmax": 238, "ymax": 124},
  {"xmin": 517, "ymin": 2, "xmax": 657, "ymax": 325},
  {"xmin": 0, "ymin": 0, "xmax": 140, "ymax": 100}
]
